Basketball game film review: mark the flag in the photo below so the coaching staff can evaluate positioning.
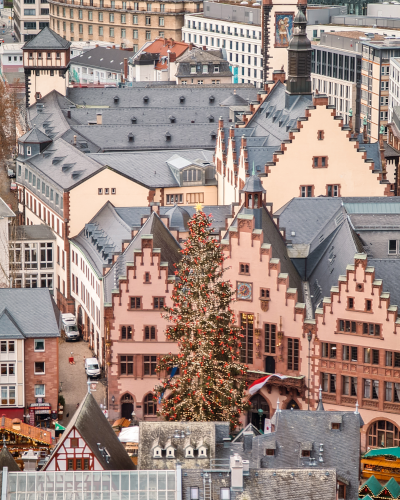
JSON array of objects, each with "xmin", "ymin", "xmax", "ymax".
[
  {"xmin": 264, "ymin": 418, "xmax": 272, "ymax": 434},
  {"xmin": 158, "ymin": 366, "xmax": 179, "ymax": 403},
  {"xmin": 248, "ymin": 374, "xmax": 289, "ymax": 395}
]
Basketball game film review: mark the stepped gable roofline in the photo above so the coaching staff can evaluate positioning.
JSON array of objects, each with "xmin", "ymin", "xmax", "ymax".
[
  {"xmin": 18, "ymin": 127, "xmax": 52, "ymax": 144},
  {"xmin": 23, "ymin": 27, "xmax": 71, "ymax": 50},
  {"xmin": 43, "ymin": 392, "xmax": 135, "ymax": 471},
  {"xmin": 0, "ymin": 445, "xmax": 20, "ymax": 472}
]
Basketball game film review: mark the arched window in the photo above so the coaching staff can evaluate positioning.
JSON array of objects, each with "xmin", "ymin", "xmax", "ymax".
[
  {"xmin": 368, "ymin": 420, "xmax": 400, "ymax": 448},
  {"xmin": 286, "ymin": 399, "xmax": 300, "ymax": 410},
  {"xmin": 249, "ymin": 394, "xmax": 269, "ymax": 431},
  {"xmin": 144, "ymin": 393, "xmax": 156, "ymax": 415}
]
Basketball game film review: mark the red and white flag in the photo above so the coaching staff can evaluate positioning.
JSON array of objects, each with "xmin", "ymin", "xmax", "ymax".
[{"xmin": 248, "ymin": 374, "xmax": 289, "ymax": 396}]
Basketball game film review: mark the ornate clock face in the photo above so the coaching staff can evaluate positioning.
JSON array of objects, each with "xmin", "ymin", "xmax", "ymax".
[{"xmin": 237, "ymin": 282, "xmax": 252, "ymax": 301}]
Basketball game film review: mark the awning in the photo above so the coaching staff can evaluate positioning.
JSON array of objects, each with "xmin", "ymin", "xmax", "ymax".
[{"xmin": 55, "ymin": 422, "xmax": 65, "ymax": 431}]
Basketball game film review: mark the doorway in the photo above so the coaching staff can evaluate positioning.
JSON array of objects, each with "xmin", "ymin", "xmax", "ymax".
[
  {"xmin": 249, "ymin": 394, "xmax": 270, "ymax": 431},
  {"xmin": 265, "ymin": 356, "xmax": 275, "ymax": 374},
  {"xmin": 121, "ymin": 394, "xmax": 134, "ymax": 420}
]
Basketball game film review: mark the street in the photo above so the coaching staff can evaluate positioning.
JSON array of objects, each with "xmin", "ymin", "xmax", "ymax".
[
  {"xmin": 0, "ymin": 9, "xmax": 14, "ymax": 43},
  {"xmin": 58, "ymin": 337, "xmax": 107, "ymax": 427}
]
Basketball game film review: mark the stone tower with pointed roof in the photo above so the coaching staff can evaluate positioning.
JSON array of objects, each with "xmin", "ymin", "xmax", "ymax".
[{"xmin": 22, "ymin": 27, "xmax": 71, "ymax": 107}]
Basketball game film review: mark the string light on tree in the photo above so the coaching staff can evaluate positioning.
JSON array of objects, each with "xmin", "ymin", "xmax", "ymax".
[{"xmin": 155, "ymin": 209, "xmax": 250, "ymax": 430}]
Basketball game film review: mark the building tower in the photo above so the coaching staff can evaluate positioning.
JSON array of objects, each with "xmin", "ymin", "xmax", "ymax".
[
  {"xmin": 286, "ymin": 9, "xmax": 312, "ymax": 99},
  {"xmin": 22, "ymin": 27, "xmax": 71, "ymax": 107},
  {"xmin": 261, "ymin": 0, "xmax": 306, "ymax": 87}
]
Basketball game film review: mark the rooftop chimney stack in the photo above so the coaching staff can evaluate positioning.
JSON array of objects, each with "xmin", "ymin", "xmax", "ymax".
[
  {"xmin": 230, "ymin": 453, "xmax": 244, "ymax": 491},
  {"xmin": 97, "ymin": 113, "xmax": 103, "ymax": 125}
]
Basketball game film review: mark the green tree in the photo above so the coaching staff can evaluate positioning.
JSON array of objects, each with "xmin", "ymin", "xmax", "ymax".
[{"xmin": 155, "ymin": 208, "xmax": 250, "ymax": 430}]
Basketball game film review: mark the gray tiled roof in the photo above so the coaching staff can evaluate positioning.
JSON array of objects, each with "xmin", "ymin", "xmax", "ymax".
[
  {"xmin": 14, "ymin": 224, "xmax": 56, "ymax": 241},
  {"xmin": 0, "ymin": 197, "xmax": 15, "ymax": 218},
  {"xmin": 23, "ymin": 27, "xmax": 71, "ymax": 50},
  {"xmin": 71, "ymin": 46, "xmax": 129, "ymax": 73},
  {"xmin": 369, "ymin": 259, "xmax": 400, "ymax": 307},
  {"xmin": 0, "ymin": 289, "xmax": 60, "ymax": 338},
  {"xmin": 18, "ymin": 127, "xmax": 52, "ymax": 144},
  {"xmin": 66, "ymin": 85, "xmax": 258, "ymax": 108},
  {"xmin": 44, "ymin": 392, "xmax": 134, "ymax": 471},
  {"xmin": 0, "ymin": 309, "xmax": 25, "ymax": 339},
  {"xmin": 0, "ymin": 446, "xmax": 19, "ymax": 472},
  {"xmin": 89, "ymin": 150, "xmax": 214, "ymax": 187},
  {"xmin": 72, "ymin": 201, "xmax": 132, "ymax": 277}
]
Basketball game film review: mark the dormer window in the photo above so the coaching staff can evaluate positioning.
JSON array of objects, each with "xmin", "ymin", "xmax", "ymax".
[
  {"xmin": 301, "ymin": 450, "xmax": 311, "ymax": 457},
  {"xmin": 331, "ymin": 423, "xmax": 341, "ymax": 430},
  {"xmin": 153, "ymin": 447, "xmax": 162, "ymax": 458},
  {"xmin": 198, "ymin": 447, "xmax": 207, "ymax": 458},
  {"xmin": 183, "ymin": 168, "xmax": 201, "ymax": 182},
  {"xmin": 214, "ymin": 66, "xmax": 219, "ymax": 73},
  {"xmin": 185, "ymin": 447, "xmax": 194, "ymax": 458},
  {"xmin": 166, "ymin": 447, "xmax": 175, "ymax": 458},
  {"xmin": 265, "ymin": 449, "xmax": 275, "ymax": 456},
  {"xmin": 27, "ymin": 146, "xmax": 32, "ymax": 156}
]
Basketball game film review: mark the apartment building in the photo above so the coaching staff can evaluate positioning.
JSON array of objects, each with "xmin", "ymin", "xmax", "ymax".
[
  {"xmin": 389, "ymin": 57, "xmax": 400, "ymax": 123},
  {"xmin": 182, "ymin": 1, "xmax": 262, "ymax": 87},
  {"xmin": 13, "ymin": 0, "xmax": 50, "ymax": 42},
  {"xmin": 311, "ymin": 32, "xmax": 362, "ymax": 130},
  {"xmin": 48, "ymin": 0, "xmax": 201, "ymax": 50}
]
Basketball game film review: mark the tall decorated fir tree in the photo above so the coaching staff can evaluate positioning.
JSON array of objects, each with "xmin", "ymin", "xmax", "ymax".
[{"xmin": 155, "ymin": 206, "xmax": 250, "ymax": 430}]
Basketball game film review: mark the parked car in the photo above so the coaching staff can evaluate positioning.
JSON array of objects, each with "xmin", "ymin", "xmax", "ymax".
[
  {"xmin": 7, "ymin": 168, "xmax": 15, "ymax": 178},
  {"xmin": 85, "ymin": 357, "xmax": 101, "ymax": 378},
  {"xmin": 61, "ymin": 313, "xmax": 80, "ymax": 341}
]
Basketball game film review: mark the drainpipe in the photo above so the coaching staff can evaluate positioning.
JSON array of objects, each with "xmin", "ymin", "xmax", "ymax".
[{"xmin": 176, "ymin": 462, "xmax": 182, "ymax": 500}]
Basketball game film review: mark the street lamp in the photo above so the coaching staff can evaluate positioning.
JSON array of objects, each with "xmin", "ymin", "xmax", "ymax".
[
  {"xmin": 257, "ymin": 407, "xmax": 263, "ymax": 432},
  {"xmin": 307, "ymin": 331, "xmax": 312, "ymax": 410}
]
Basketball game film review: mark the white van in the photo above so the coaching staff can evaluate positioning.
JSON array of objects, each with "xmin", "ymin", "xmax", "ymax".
[
  {"xmin": 61, "ymin": 313, "xmax": 80, "ymax": 342},
  {"xmin": 85, "ymin": 358, "xmax": 101, "ymax": 378}
]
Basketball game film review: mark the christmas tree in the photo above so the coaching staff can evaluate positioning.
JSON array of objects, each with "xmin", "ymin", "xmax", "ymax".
[{"xmin": 155, "ymin": 206, "xmax": 250, "ymax": 430}]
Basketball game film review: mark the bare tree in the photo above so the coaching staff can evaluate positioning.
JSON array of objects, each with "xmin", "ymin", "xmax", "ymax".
[{"xmin": 0, "ymin": 78, "xmax": 19, "ymax": 160}]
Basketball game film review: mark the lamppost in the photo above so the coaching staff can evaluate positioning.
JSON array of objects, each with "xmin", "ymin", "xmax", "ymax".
[
  {"xmin": 307, "ymin": 330, "xmax": 312, "ymax": 410},
  {"xmin": 257, "ymin": 407, "xmax": 264, "ymax": 432}
]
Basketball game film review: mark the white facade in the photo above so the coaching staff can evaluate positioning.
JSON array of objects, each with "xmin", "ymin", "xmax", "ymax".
[
  {"xmin": 69, "ymin": 62, "xmax": 122, "ymax": 85},
  {"xmin": 0, "ymin": 339, "xmax": 24, "ymax": 409},
  {"xmin": 389, "ymin": 57, "xmax": 400, "ymax": 123},
  {"xmin": 70, "ymin": 243, "xmax": 103, "ymax": 366},
  {"xmin": 13, "ymin": 0, "xmax": 49, "ymax": 42},
  {"xmin": 307, "ymin": 24, "xmax": 400, "ymax": 42},
  {"xmin": 182, "ymin": 14, "xmax": 262, "ymax": 87},
  {"xmin": 0, "ymin": 43, "xmax": 24, "ymax": 74}
]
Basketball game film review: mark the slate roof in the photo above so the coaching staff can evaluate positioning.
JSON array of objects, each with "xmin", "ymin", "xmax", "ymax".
[
  {"xmin": 103, "ymin": 212, "xmax": 182, "ymax": 304},
  {"xmin": 18, "ymin": 127, "xmax": 52, "ymax": 144},
  {"xmin": 72, "ymin": 201, "xmax": 132, "ymax": 277},
  {"xmin": 0, "ymin": 289, "xmax": 60, "ymax": 338},
  {"xmin": 0, "ymin": 446, "xmax": 20, "ymax": 472},
  {"xmin": 221, "ymin": 409, "xmax": 362, "ymax": 500},
  {"xmin": 220, "ymin": 91, "xmax": 249, "ymax": 107},
  {"xmin": 0, "ymin": 197, "xmax": 15, "ymax": 218},
  {"xmin": 89, "ymin": 149, "xmax": 214, "ymax": 187},
  {"xmin": 369, "ymin": 259, "xmax": 400, "ymax": 307},
  {"xmin": 71, "ymin": 46, "xmax": 129, "ymax": 73},
  {"xmin": 14, "ymin": 224, "xmax": 56, "ymax": 241},
  {"xmin": 23, "ymin": 27, "xmax": 71, "ymax": 50},
  {"xmin": 44, "ymin": 392, "xmax": 135, "ymax": 471}
]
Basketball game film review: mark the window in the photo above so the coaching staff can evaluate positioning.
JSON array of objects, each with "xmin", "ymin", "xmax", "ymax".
[
  {"xmin": 264, "ymin": 324, "xmax": 276, "ymax": 354},
  {"xmin": 35, "ymin": 384, "xmax": 45, "ymax": 397},
  {"xmin": 111, "ymin": 188, "xmax": 116, "ymax": 195},
  {"xmin": 342, "ymin": 376, "xmax": 357, "ymax": 396},
  {"xmin": 190, "ymin": 488, "xmax": 199, "ymax": 500},
  {"xmin": 40, "ymin": 242, "xmax": 53, "ymax": 269},
  {"xmin": 145, "ymin": 326, "xmax": 156, "ymax": 340},
  {"xmin": 348, "ymin": 298, "xmax": 354, "ymax": 309},
  {"xmin": 240, "ymin": 313, "xmax": 253, "ymax": 364},
  {"xmin": 260, "ymin": 288, "xmax": 270, "ymax": 300},
  {"xmin": 70, "ymin": 438, "xmax": 79, "ymax": 448},
  {"xmin": 34, "ymin": 362, "xmax": 45, "ymax": 374},
  {"xmin": 240, "ymin": 263, "xmax": 249, "ymax": 274},
  {"xmin": 368, "ymin": 420, "xmax": 400, "ymax": 447},
  {"xmin": 130, "ymin": 297, "xmax": 141, "ymax": 309},
  {"xmin": 145, "ymin": 16, "xmax": 151, "ymax": 25},
  {"xmin": 385, "ymin": 382, "xmax": 400, "ymax": 403},
  {"xmin": 121, "ymin": 326, "xmax": 132, "ymax": 340},
  {"xmin": 133, "ymin": 29, "xmax": 138, "ymax": 38},
  {"xmin": 389, "ymin": 240, "xmax": 397, "ymax": 254},
  {"xmin": 27, "ymin": 146, "xmax": 32, "ymax": 156},
  {"xmin": 363, "ymin": 322, "xmax": 381, "ymax": 337},
  {"xmin": 133, "ymin": 15, "xmax": 138, "ymax": 24},
  {"xmin": 144, "ymin": 356, "xmax": 157, "ymax": 375},
  {"xmin": 144, "ymin": 272, "xmax": 150, "ymax": 283},
  {"xmin": 109, "ymin": 13, "xmax": 114, "ymax": 21},
  {"xmin": 338, "ymin": 319, "xmax": 357, "ymax": 333},
  {"xmin": 166, "ymin": 194, "xmax": 183, "ymax": 204},
  {"xmin": 385, "ymin": 351, "xmax": 400, "ymax": 367},
  {"xmin": 364, "ymin": 379, "xmax": 379, "ymax": 399},
  {"xmin": 321, "ymin": 342, "xmax": 336, "ymax": 359},
  {"xmin": 301, "ymin": 186, "xmax": 313, "ymax": 197},
  {"xmin": 144, "ymin": 393, "xmax": 156, "ymax": 415},
  {"xmin": 40, "ymin": 273, "xmax": 53, "ymax": 289},
  {"xmin": 1, "ymin": 387, "xmax": 15, "ymax": 405},
  {"xmin": 287, "ymin": 338, "xmax": 299, "ymax": 371},
  {"xmin": 159, "ymin": 17, "xmax": 164, "ymax": 26},
  {"xmin": 146, "ymin": 31, "xmax": 151, "ymax": 40},
  {"xmin": 98, "ymin": 11, "xmax": 103, "ymax": 21},
  {"xmin": 313, "ymin": 156, "xmax": 328, "ymax": 168},
  {"xmin": 317, "ymin": 130, "xmax": 324, "ymax": 140},
  {"xmin": 1, "ymin": 364, "xmax": 14, "ymax": 376},
  {"xmin": 153, "ymin": 297, "xmax": 165, "ymax": 310},
  {"xmin": 99, "ymin": 26, "xmax": 103, "ymax": 35},
  {"xmin": 120, "ymin": 355, "xmax": 133, "ymax": 375},
  {"xmin": 121, "ymin": 13, "xmax": 126, "ymax": 22},
  {"xmin": 25, "ymin": 243, "xmax": 38, "ymax": 269},
  {"xmin": 110, "ymin": 27, "xmax": 114, "ymax": 37},
  {"xmin": 265, "ymin": 449, "xmax": 275, "ymax": 456},
  {"xmin": 366, "ymin": 299, "xmax": 372, "ymax": 311},
  {"xmin": 321, "ymin": 373, "xmax": 336, "ymax": 393},
  {"xmin": 327, "ymin": 185, "xmax": 339, "ymax": 197},
  {"xmin": 34, "ymin": 340, "xmax": 45, "ymax": 351}
]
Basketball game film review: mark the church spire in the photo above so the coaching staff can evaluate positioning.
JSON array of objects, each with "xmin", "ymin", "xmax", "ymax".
[{"xmin": 286, "ymin": 9, "xmax": 312, "ymax": 100}]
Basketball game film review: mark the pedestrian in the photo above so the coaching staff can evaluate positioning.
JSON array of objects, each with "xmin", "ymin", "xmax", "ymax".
[{"xmin": 76, "ymin": 402, "xmax": 79, "ymax": 409}]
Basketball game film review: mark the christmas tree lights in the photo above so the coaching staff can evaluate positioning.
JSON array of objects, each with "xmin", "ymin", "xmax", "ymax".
[{"xmin": 155, "ymin": 209, "xmax": 250, "ymax": 430}]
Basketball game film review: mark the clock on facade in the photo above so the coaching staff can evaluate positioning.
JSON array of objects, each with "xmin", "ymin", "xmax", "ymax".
[{"xmin": 237, "ymin": 282, "xmax": 252, "ymax": 300}]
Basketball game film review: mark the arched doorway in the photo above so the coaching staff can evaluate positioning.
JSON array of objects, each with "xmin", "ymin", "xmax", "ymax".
[
  {"xmin": 368, "ymin": 420, "xmax": 400, "ymax": 448},
  {"xmin": 265, "ymin": 356, "xmax": 275, "ymax": 374},
  {"xmin": 248, "ymin": 394, "xmax": 270, "ymax": 431},
  {"xmin": 286, "ymin": 399, "xmax": 300, "ymax": 410},
  {"xmin": 121, "ymin": 394, "xmax": 134, "ymax": 420}
]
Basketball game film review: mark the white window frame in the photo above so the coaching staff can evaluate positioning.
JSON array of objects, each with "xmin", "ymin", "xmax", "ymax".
[
  {"xmin": 34, "ymin": 361, "xmax": 45, "ymax": 375},
  {"xmin": 35, "ymin": 384, "xmax": 45, "ymax": 397},
  {"xmin": 34, "ymin": 339, "xmax": 45, "ymax": 352}
]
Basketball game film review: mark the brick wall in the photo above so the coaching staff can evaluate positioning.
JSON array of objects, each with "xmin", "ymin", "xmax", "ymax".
[{"xmin": 24, "ymin": 337, "xmax": 59, "ymax": 412}]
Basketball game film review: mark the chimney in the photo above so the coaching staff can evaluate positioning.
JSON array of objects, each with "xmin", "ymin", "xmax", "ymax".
[
  {"xmin": 219, "ymin": 116, "xmax": 224, "ymax": 129},
  {"xmin": 124, "ymin": 57, "xmax": 128, "ymax": 79},
  {"xmin": 243, "ymin": 431, "xmax": 253, "ymax": 452},
  {"xmin": 189, "ymin": 43, "xmax": 193, "ymax": 50},
  {"xmin": 73, "ymin": 134, "xmax": 77, "ymax": 145},
  {"xmin": 272, "ymin": 68, "xmax": 285, "ymax": 84},
  {"xmin": 203, "ymin": 45, "xmax": 206, "ymax": 51},
  {"xmin": 112, "ymin": 44, "xmax": 116, "ymax": 49},
  {"xmin": 96, "ymin": 44, "xmax": 99, "ymax": 47},
  {"xmin": 96, "ymin": 113, "xmax": 102, "ymax": 125},
  {"xmin": 230, "ymin": 454, "xmax": 244, "ymax": 490},
  {"xmin": 150, "ymin": 202, "xmax": 160, "ymax": 213}
]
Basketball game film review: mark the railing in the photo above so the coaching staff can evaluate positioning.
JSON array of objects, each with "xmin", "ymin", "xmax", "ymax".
[{"xmin": 207, "ymin": 458, "xmax": 230, "ymax": 470}]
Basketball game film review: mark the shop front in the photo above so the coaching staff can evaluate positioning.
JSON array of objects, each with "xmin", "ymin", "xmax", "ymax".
[{"xmin": 29, "ymin": 402, "xmax": 56, "ymax": 428}]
